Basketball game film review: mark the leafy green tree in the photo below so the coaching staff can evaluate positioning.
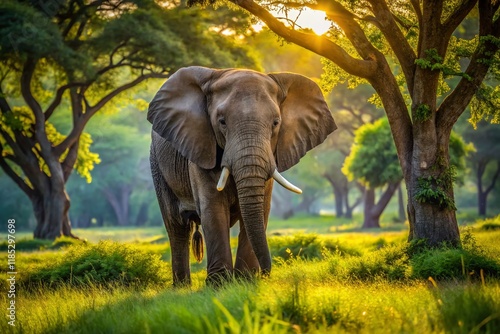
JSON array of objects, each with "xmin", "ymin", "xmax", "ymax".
[
  {"xmin": 67, "ymin": 108, "xmax": 158, "ymax": 228},
  {"xmin": 0, "ymin": 0, "xmax": 257, "ymax": 239},
  {"xmin": 192, "ymin": 0, "xmax": 500, "ymax": 245},
  {"xmin": 462, "ymin": 121, "xmax": 500, "ymax": 216},
  {"xmin": 320, "ymin": 83, "xmax": 383, "ymax": 218},
  {"xmin": 344, "ymin": 118, "xmax": 472, "ymax": 228}
]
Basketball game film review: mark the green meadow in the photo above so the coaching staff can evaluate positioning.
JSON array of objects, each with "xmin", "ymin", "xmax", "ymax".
[{"xmin": 1, "ymin": 214, "xmax": 500, "ymax": 334}]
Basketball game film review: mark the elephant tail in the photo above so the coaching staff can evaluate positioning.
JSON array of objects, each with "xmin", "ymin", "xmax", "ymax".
[{"xmin": 191, "ymin": 223, "xmax": 204, "ymax": 263}]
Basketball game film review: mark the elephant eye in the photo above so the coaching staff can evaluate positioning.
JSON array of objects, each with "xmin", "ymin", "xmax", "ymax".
[
  {"xmin": 273, "ymin": 118, "xmax": 280, "ymax": 128},
  {"xmin": 219, "ymin": 118, "xmax": 226, "ymax": 126}
]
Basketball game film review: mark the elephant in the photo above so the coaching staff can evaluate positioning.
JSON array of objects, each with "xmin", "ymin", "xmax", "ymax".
[{"xmin": 147, "ymin": 66, "xmax": 336, "ymax": 286}]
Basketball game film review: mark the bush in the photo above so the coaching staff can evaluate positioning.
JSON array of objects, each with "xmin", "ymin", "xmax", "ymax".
[
  {"xmin": 327, "ymin": 232, "xmax": 500, "ymax": 282},
  {"xmin": 269, "ymin": 234, "xmax": 361, "ymax": 262},
  {"xmin": 477, "ymin": 215, "xmax": 500, "ymax": 231},
  {"xmin": 329, "ymin": 244, "xmax": 411, "ymax": 281},
  {"xmin": 25, "ymin": 241, "xmax": 170, "ymax": 288},
  {"xmin": 410, "ymin": 247, "xmax": 500, "ymax": 280}
]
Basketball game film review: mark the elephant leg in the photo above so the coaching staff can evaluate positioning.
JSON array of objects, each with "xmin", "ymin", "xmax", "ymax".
[
  {"xmin": 235, "ymin": 179, "xmax": 274, "ymax": 277},
  {"xmin": 234, "ymin": 221, "xmax": 259, "ymax": 276},
  {"xmin": 202, "ymin": 209, "xmax": 233, "ymax": 286},
  {"xmin": 151, "ymin": 155, "xmax": 191, "ymax": 286}
]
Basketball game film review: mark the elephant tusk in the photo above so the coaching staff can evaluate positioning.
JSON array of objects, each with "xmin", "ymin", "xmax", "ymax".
[
  {"xmin": 273, "ymin": 170, "xmax": 302, "ymax": 194},
  {"xmin": 217, "ymin": 167, "xmax": 230, "ymax": 191}
]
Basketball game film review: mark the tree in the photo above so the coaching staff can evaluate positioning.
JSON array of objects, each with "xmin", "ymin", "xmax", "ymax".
[
  {"xmin": 0, "ymin": 0, "xmax": 257, "ymax": 239},
  {"xmin": 344, "ymin": 118, "xmax": 472, "ymax": 228},
  {"xmin": 343, "ymin": 119, "xmax": 403, "ymax": 228},
  {"xmin": 192, "ymin": 0, "xmax": 500, "ymax": 245},
  {"xmin": 462, "ymin": 121, "xmax": 500, "ymax": 216},
  {"xmin": 320, "ymin": 83, "xmax": 383, "ymax": 218}
]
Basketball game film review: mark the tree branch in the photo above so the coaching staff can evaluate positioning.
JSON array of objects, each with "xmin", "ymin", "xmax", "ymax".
[
  {"xmin": 0, "ymin": 153, "xmax": 34, "ymax": 198},
  {"xmin": 372, "ymin": 180, "xmax": 401, "ymax": 214},
  {"xmin": 20, "ymin": 58, "xmax": 52, "ymax": 155},
  {"xmin": 436, "ymin": 0, "xmax": 500, "ymax": 133},
  {"xmin": 442, "ymin": 0, "xmax": 478, "ymax": 39},
  {"xmin": 409, "ymin": 0, "xmax": 422, "ymax": 27},
  {"xmin": 484, "ymin": 160, "xmax": 500, "ymax": 195},
  {"xmin": 366, "ymin": 0, "xmax": 417, "ymax": 95},
  {"xmin": 231, "ymin": 0, "xmax": 377, "ymax": 78},
  {"xmin": 44, "ymin": 82, "xmax": 87, "ymax": 119},
  {"xmin": 53, "ymin": 72, "xmax": 169, "ymax": 156},
  {"xmin": 62, "ymin": 141, "xmax": 80, "ymax": 182}
]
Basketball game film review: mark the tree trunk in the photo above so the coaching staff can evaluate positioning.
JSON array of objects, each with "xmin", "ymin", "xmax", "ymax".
[
  {"xmin": 363, "ymin": 188, "xmax": 379, "ymax": 228},
  {"xmin": 102, "ymin": 185, "xmax": 132, "ymax": 226},
  {"xmin": 332, "ymin": 183, "xmax": 345, "ymax": 217},
  {"xmin": 406, "ymin": 133, "xmax": 460, "ymax": 246},
  {"xmin": 476, "ymin": 160, "xmax": 500, "ymax": 216},
  {"xmin": 32, "ymin": 182, "xmax": 75, "ymax": 239},
  {"xmin": 295, "ymin": 193, "xmax": 317, "ymax": 214},
  {"xmin": 345, "ymin": 183, "xmax": 363, "ymax": 219},
  {"xmin": 271, "ymin": 186, "xmax": 294, "ymax": 219},
  {"xmin": 135, "ymin": 201, "xmax": 149, "ymax": 226},
  {"xmin": 478, "ymin": 191, "xmax": 487, "ymax": 216},
  {"xmin": 363, "ymin": 182, "xmax": 400, "ymax": 229},
  {"xmin": 324, "ymin": 173, "xmax": 348, "ymax": 218},
  {"xmin": 397, "ymin": 184, "xmax": 406, "ymax": 223}
]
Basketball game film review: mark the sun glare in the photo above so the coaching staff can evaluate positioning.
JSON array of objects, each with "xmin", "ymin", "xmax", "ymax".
[
  {"xmin": 253, "ymin": 8, "xmax": 331, "ymax": 35},
  {"xmin": 297, "ymin": 8, "xmax": 331, "ymax": 35}
]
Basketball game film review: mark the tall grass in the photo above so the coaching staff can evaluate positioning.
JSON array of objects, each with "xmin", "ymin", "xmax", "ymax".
[{"xmin": 1, "ymin": 218, "xmax": 499, "ymax": 333}]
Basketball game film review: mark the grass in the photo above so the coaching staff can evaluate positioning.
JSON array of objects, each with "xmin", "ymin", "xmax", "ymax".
[{"xmin": 1, "ymin": 215, "xmax": 500, "ymax": 333}]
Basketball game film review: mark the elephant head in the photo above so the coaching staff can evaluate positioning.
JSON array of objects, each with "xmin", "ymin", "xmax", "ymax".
[{"xmin": 148, "ymin": 66, "xmax": 336, "ymax": 274}]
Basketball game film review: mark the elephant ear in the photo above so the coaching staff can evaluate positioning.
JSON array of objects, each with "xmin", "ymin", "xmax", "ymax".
[
  {"xmin": 270, "ymin": 73, "xmax": 337, "ymax": 172},
  {"xmin": 147, "ymin": 66, "xmax": 217, "ymax": 170}
]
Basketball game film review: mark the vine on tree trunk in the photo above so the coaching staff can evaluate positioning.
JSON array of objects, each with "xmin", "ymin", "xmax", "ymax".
[{"xmin": 414, "ymin": 165, "xmax": 457, "ymax": 211}]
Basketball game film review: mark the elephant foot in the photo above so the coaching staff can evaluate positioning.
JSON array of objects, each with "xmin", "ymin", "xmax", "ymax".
[
  {"xmin": 172, "ymin": 278, "xmax": 192, "ymax": 288},
  {"xmin": 206, "ymin": 270, "xmax": 233, "ymax": 288},
  {"xmin": 234, "ymin": 268, "xmax": 259, "ymax": 282}
]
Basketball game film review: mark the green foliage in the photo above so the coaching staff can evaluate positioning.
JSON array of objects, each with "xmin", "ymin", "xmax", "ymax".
[
  {"xmin": 414, "ymin": 48, "xmax": 472, "ymax": 81},
  {"xmin": 436, "ymin": 286, "xmax": 500, "ymax": 334},
  {"xmin": 328, "ymin": 244, "xmax": 411, "ymax": 281},
  {"xmin": 476, "ymin": 215, "xmax": 500, "ymax": 231},
  {"xmin": 0, "ymin": 0, "xmax": 259, "ymax": 219},
  {"xmin": 411, "ymin": 247, "xmax": 500, "ymax": 281},
  {"xmin": 25, "ymin": 241, "xmax": 170, "ymax": 288},
  {"xmin": 470, "ymin": 84, "xmax": 500, "ymax": 127},
  {"xmin": 414, "ymin": 103, "xmax": 432, "ymax": 122},
  {"xmin": 342, "ymin": 118, "xmax": 402, "ymax": 189},
  {"xmin": 269, "ymin": 233, "xmax": 361, "ymax": 261},
  {"xmin": 414, "ymin": 171, "xmax": 457, "ymax": 210}
]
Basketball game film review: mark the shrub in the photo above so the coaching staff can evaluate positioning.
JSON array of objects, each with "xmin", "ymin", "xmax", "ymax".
[
  {"xmin": 410, "ymin": 247, "xmax": 500, "ymax": 280},
  {"xmin": 269, "ymin": 234, "xmax": 361, "ymax": 262},
  {"xmin": 329, "ymin": 244, "xmax": 411, "ymax": 281},
  {"xmin": 477, "ymin": 215, "xmax": 500, "ymax": 231},
  {"xmin": 25, "ymin": 241, "xmax": 170, "ymax": 288}
]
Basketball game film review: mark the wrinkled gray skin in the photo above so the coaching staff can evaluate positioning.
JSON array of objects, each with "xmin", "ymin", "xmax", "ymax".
[{"xmin": 148, "ymin": 66, "xmax": 336, "ymax": 286}]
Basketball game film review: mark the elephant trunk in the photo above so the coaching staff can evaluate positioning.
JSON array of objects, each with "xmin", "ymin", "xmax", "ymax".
[
  {"xmin": 227, "ymin": 136, "xmax": 273, "ymax": 275},
  {"xmin": 234, "ymin": 169, "xmax": 272, "ymax": 275}
]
